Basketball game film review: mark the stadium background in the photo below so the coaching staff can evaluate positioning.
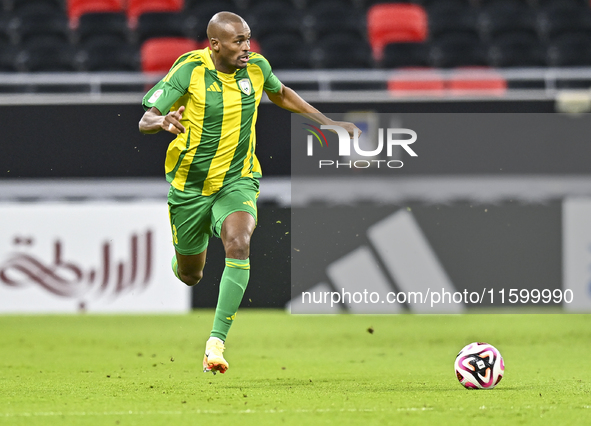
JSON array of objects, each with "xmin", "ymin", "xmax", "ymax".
[{"xmin": 1, "ymin": 0, "xmax": 591, "ymax": 313}]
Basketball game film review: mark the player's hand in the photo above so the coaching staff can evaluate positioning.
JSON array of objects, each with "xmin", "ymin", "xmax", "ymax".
[
  {"xmin": 163, "ymin": 106, "xmax": 186, "ymax": 135},
  {"xmin": 329, "ymin": 121, "xmax": 362, "ymax": 139}
]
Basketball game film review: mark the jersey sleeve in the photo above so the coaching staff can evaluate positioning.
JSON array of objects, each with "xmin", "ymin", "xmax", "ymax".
[
  {"xmin": 250, "ymin": 53, "xmax": 283, "ymax": 94},
  {"xmin": 142, "ymin": 60, "xmax": 198, "ymax": 113}
]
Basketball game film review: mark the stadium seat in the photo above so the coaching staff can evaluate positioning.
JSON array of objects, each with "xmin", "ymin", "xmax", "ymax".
[
  {"xmin": 304, "ymin": 1, "xmax": 366, "ymax": 41},
  {"xmin": 381, "ymin": 42, "xmax": 430, "ymax": 68},
  {"xmin": 477, "ymin": 0, "xmax": 531, "ymax": 6},
  {"xmin": 12, "ymin": 7, "xmax": 70, "ymax": 45},
  {"xmin": 136, "ymin": 12, "xmax": 187, "ymax": 44},
  {"xmin": 15, "ymin": 40, "xmax": 78, "ymax": 72},
  {"xmin": 429, "ymin": 34, "xmax": 488, "ymax": 68},
  {"xmin": 447, "ymin": 68, "xmax": 508, "ymax": 96},
  {"xmin": 259, "ymin": 34, "xmax": 311, "ymax": 69},
  {"xmin": 478, "ymin": 1, "xmax": 538, "ymax": 42},
  {"xmin": 387, "ymin": 68, "xmax": 445, "ymax": 96},
  {"xmin": 246, "ymin": 0, "xmax": 294, "ymax": 8},
  {"xmin": 76, "ymin": 12, "xmax": 129, "ymax": 44},
  {"xmin": 10, "ymin": 0, "xmax": 64, "ymax": 13},
  {"xmin": 311, "ymin": 33, "xmax": 373, "ymax": 69},
  {"xmin": 0, "ymin": 44, "xmax": 18, "ymax": 72},
  {"xmin": 536, "ymin": 0, "xmax": 588, "ymax": 8},
  {"xmin": 78, "ymin": 39, "xmax": 140, "ymax": 71},
  {"xmin": 67, "ymin": 0, "xmax": 124, "ymax": 28},
  {"xmin": 141, "ymin": 37, "xmax": 199, "ymax": 73},
  {"xmin": 0, "ymin": 15, "xmax": 13, "ymax": 44},
  {"xmin": 248, "ymin": 38, "xmax": 262, "ymax": 53},
  {"xmin": 246, "ymin": 2, "xmax": 303, "ymax": 42},
  {"xmin": 537, "ymin": 4, "xmax": 591, "ymax": 42},
  {"xmin": 488, "ymin": 33, "xmax": 546, "ymax": 67},
  {"xmin": 427, "ymin": 3, "xmax": 479, "ymax": 41},
  {"xmin": 183, "ymin": 0, "xmax": 239, "ymax": 40},
  {"xmin": 421, "ymin": 0, "xmax": 471, "ymax": 8},
  {"xmin": 127, "ymin": 0, "xmax": 184, "ymax": 29},
  {"xmin": 547, "ymin": 34, "xmax": 591, "ymax": 66},
  {"xmin": 367, "ymin": 3, "xmax": 428, "ymax": 61}
]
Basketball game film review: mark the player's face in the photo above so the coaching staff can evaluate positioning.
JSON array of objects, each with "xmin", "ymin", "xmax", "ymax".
[{"xmin": 216, "ymin": 21, "xmax": 251, "ymax": 72}]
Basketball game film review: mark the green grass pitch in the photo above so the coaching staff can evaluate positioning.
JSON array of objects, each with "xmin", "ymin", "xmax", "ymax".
[{"xmin": 0, "ymin": 311, "xmax": 590, "ymax": 425}]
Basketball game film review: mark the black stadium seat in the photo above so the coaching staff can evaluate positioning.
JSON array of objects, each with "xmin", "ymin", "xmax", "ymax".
[
  {"xmin": 0, "ymin": 14, "xmax": 13, "ymax": 44},
  {"xmin": 478, "ymin": 1, "xmax": 538, "ymax": 42},
  {"xmin": 0, "ymin": 43, "xmax": 19, "ymax": 72},
  {"xmin": 488, "ymin": 33, "xmax": 546, "ymax": 67},
  {"xmin": 304, "ymin": 1, "xmax": 366, "ymax": 41},
  {"xmin": 78, "ymin": 39, "xmax": 140, "ymax": 71},
  {"xmin": 76, "ymin": 12, "xmax": 129, "ymax": 45},
  {"xmin": 537, "ymin": 4, "xmax": 591, "ymax": 42},
  {"xmin": 421, "ymin": 0, "xmax": 471, "ymax": 8},
  {"xmin": 547, "ymin": 34, "xmax": 591, "ymax": 67},
  {"xmin": 183, "ymin": 0, "xmax": 239, "ymax": 40},
  {"xmin": 15, "ymin": 40, "xmax": 78, "ymax": 72},
  {"xmin": 246, "ymin": 2, "xmax": 303, "ymax": 42},
  {"xmin": 381, "ymin": 42, "xmax": 430, "ymax": 68},
  {"xmin": 429, "ymin": 34, "xmax": 488, "ymax": 68},
  {"xmin": 311, "ymin": 33, "xmax": 373, "ymax": 69},
  {"xmin": 259, "ymin": 34, "xmax": 311, "ymax": 69},
  {"xmin": 427, "ymin": 3, "xmax": 480, "ymax": 41},
  {"xmin": 10, "ymin": 0, "xmax": 64, "ymax": 13},
  {"xmin": 12, "ymin": 6, "xmax": 70, "ymax": 45},
  {"xmin": 136, "ymin": 12, "xmax": 187, "ymax": 44},
  {"xmin": 536, "ymin": 0, "xmax": 588, "ymax": 8}
]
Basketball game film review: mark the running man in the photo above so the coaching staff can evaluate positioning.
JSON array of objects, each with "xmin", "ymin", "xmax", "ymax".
[{"xmin": 138, "ymin": 11, "xmax": 359, "ymax": 374}]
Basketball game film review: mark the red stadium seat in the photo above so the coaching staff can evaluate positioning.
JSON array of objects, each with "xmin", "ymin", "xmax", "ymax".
[
  {"xmin": 249, "ymin": 38, "xmax": 261, "ymax": 53},
  {"xmin": 67, "ymin": 0, "xmax": 124, "ymax": 28},
  {"xmin": 448, "ymin": 68, "xmax": 507, "ymax": 96},
  {"xmin": 367, "ymin": 3, "xmax": 428, "ymax": 61},
  {"xmin": 127, "ymin": 0, "xmax": 183, "ymax": 28},
  {"xmin": 387, "ymin": 68, "xmax": 445, "ymax": 96},
  {"xmin": 141, "ymin": 37, "xmax": 199, "ymax": 73}
]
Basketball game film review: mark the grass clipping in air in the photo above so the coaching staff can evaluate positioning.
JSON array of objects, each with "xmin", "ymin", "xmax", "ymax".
[{"xmin": 0, "ymin": 311, "xmax": 590, "ymax": 425}]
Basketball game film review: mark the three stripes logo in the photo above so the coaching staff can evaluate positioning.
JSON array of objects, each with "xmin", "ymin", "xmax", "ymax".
[
  {"xmin": 207, "ymin": 82, "xmax": 222, "ymax": 92},
  {"xmin": 289, "ymin": 209, "xmax": 464, "ymax": 314},
  {"xmin": 242, "ymin": 200, "xmax": 255, "ymax": 209}
]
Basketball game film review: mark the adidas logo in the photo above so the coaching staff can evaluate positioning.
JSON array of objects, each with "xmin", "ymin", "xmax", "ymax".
[
  {"xmin": 288, "ymin": 209, "xmax": 465, "ymax": 314},
  {"xmin": 242, "ymin": 200, "xmax": 255, "ymax": 209},
  {"xmin": 207, "ymin": 82, "xmax": 222, "ymax": 92}
]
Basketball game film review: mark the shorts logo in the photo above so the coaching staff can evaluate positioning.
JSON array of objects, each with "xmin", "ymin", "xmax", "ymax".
[
  {"xmin": 243, "ymin": 200, "xmax": 255, "ymax": 209},
  {"xmin": 238, "ymin": 79, "xmax": 251, "ymax": 96},
  {"xmin": 148, "ymin": 89, "xmax": 163, "ymax": 103}
]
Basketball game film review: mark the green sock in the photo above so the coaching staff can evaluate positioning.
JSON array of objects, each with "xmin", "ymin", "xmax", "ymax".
[
  {"xmin": 210, "ymin": 258, "xmax": 250, "ymax": 341},
  {"xmin": 171, "ymin": 255, "xmax": 181, "ymax": 281}
]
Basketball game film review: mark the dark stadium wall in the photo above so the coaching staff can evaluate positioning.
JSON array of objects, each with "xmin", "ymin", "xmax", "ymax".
[{"xmin": 0, "ymin": 100, "xmax": 559, "ymax": 179}]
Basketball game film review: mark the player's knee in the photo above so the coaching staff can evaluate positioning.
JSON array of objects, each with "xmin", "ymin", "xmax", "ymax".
[
  {"xmin": 179, "ymin": 269, "xmax": 203, "ymax": 287},
  {"xmin": 224, "ymin": 234, "xmax": 251, "ymax": 259}
]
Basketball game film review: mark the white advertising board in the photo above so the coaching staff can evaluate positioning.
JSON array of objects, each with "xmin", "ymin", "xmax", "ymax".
[
  {"xmin": 0, "ymin": 202, "xmax": 190, "ymax": 313},
  {"xmin": 563, "ymin": 198, "xmax": 591, "ymax": 312}
]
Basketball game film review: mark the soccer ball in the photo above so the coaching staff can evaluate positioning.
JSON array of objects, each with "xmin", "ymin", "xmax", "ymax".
[{"xmin": 454, "ymin": 342, "xmax": 504, "ymax": 389}]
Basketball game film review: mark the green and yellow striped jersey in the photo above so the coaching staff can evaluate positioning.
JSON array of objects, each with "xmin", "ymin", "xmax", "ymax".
[{"xmin": 142, "ymin": 47, "xmax": 282, "ymax": 195}]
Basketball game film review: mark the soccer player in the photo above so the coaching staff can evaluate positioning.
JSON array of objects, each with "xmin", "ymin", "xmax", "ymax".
[{"xmin": 138, "ymin": 11, "xmax": 359, "ymax": 374}]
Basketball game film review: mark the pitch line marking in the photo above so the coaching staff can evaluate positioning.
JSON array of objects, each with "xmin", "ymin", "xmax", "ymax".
[{"xmin": 0, "ymin": 407, "xmax": 435, "ymax": 417}]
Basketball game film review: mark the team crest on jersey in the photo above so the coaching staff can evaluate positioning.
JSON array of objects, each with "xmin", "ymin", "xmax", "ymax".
[{"xmin": 238, "ymin": 79, "xmax": 251, "ymax": 96}]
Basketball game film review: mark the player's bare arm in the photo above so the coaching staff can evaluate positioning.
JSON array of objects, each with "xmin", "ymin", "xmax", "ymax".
[
  {"xmin": 266, "ymin": 84, "xmax": 361, "ymax": 138},
  {"xmin": 138, "ymin": 106, "xmax": 186, "ymax": 135}
]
